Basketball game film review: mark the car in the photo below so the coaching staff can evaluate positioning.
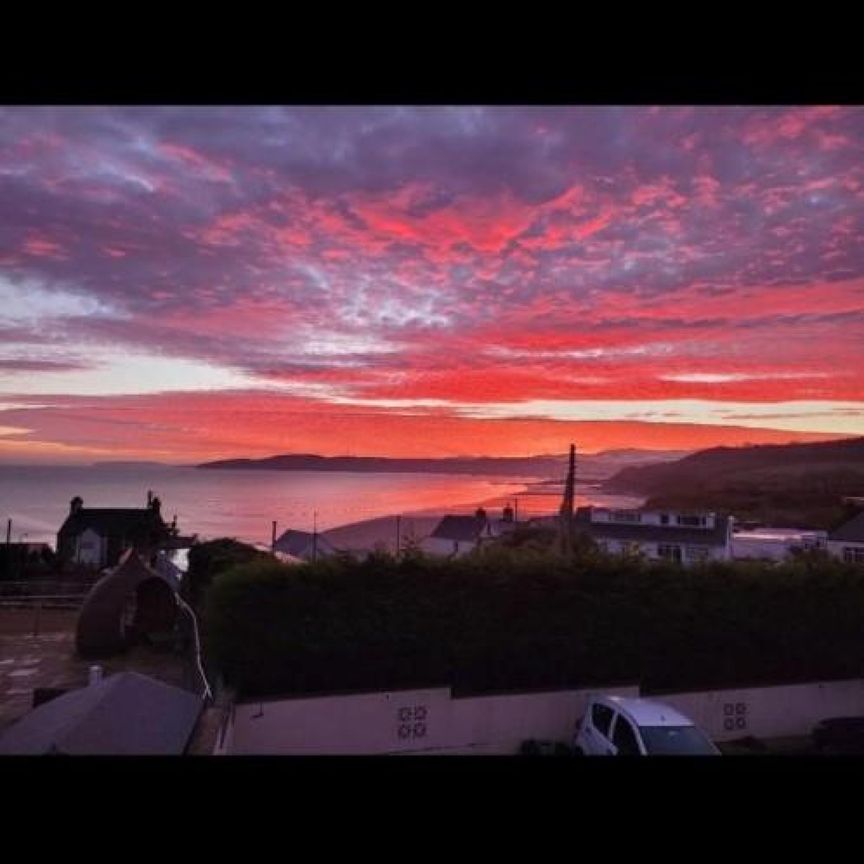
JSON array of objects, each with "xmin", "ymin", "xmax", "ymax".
[
  {"xmin": 811, "ymin": 717, "xmax": 864, "ymax": 754},
  {"xmin": 573, "ymin": 695, "xmax": 721, "ymax": 756}
]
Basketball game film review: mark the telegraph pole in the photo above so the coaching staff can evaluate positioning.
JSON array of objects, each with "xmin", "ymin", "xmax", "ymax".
[
  {"xmin": 558, "ymin": 444, "xmax": 576, "ymax": 556},
  {"xmin": 312, "ymin": 510, "xmax": 318, "ymax": 562},
  {"xmin": 395, "ymin": 514, "xmax": 401, "ymax": 558}
]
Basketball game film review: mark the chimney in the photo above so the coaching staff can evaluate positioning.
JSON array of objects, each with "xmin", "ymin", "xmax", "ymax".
[
  {"xmin": 150, "ymin": 496, "xmax": 161, "ymax": 517},
  {"xmin": 70, "ymin": 496, "xmax": 83, "ymax": 514},
  {"xmin": 147, "ymin": 490, "xmax": 153, "ymax": 507}
]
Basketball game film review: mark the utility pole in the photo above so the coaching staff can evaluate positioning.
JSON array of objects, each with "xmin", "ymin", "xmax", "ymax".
[
  {"xmin": 5, "ymin": 518, "xmax": 10, "ymax": 581},
  {"xmin": 395, "ymin": 514, "xmax": 401, "ymax": 558},
  {"xmin": 312, "ymin": 511, "xmax": 318, "ymax": 562},
  {"xmin": 558, "ymin": 444, "xmax": 576, "ymax": 557},
  {"xmin": 271, "ymin": 520, "xmax": 277, "ymax": 552}
]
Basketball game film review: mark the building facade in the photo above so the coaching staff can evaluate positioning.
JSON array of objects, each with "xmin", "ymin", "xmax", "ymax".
[
  {"xmin": 827, "ymin": 511, "xmax": 864, "ymax": 564},
  {"xmin": 57, "ymin": 493, "xmax": 173, "ymax": 570},
  {"xmin": 571, "ymin": 506, "xmax": 733, "ymax": 564}
]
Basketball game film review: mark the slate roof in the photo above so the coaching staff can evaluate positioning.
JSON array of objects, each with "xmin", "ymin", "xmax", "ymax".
[
  {"xmin": 0, "ymin": 671, "xmax": 204, "ymax": 755},
  {"xmin": 829, "ymin": 511, "xmax": 864, "ymax": 543},
  {"xmin": 571, "ymin": 508, "xmax": 731, "ymax": 547},
  {"xmin": 59, "ymin": 508, "xmax": 165, "ymax": 538},
  {"xmin": 430, "ymin": 515, "xmax": 487, "ymax": 543},
  {"xmin": 273, "ymin": 530, "xmax": 335, "ymax": 558}
]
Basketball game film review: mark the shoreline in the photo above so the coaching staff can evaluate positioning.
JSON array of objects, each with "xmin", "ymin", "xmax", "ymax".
[{"xmin": 319, "ymin": 483, "xmax": 645, "ymax": 556}]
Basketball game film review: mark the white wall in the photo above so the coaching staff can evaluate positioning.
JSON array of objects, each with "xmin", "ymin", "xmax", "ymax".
[
  {"xmin": 218, "ymin": 677, "xmax": 864, "ymax": 754},
  {"xmin": 75, "ymin": 527, "xmax": 104, "ymax": 566},
  {"xmin": 421, "ymin": 537, "xmax": 477, "ymax": 558},
  {"xmin": 222, "ymin": 684, "xmax": 639, "ymax": 755},
  {"xmin": 827, "ymin": 540, "xmax": 864, "ymax": 563},
  {"xmin": 601, "ymin": 539, "xmax": 727, "ymax": 564},
  {"xmin": 654, "ymin": 678, "xmax": 864, "ymax": 741}
]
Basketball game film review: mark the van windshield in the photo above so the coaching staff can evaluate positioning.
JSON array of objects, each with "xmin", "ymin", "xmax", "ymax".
[{"xmin": 638, "ymin": 725, "xmax": 719, "ymax": 755}]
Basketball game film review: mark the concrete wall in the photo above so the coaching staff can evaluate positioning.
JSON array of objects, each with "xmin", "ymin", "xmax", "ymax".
[
  {"xmin": 218, "ymin": 677, "xmax": 864, "ymax": 754},
  {"xmin": 654, "ymin": 678, "xmax": 864, "ymax": 741},
  {"xmin": 223, "ymin": 684, "xmax": 639, "ymax": 755}
]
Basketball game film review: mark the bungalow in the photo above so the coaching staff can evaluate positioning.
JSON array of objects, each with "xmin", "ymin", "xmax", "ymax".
[
  {"xmin": 273, "ymin": 529, "xmax": 337, "ymax": 562},
  {"xmin": 570, "ymin": 506, "xmax": 733, "ymax": 564},
  {"xmin": 827, "ymin": 510, "xmax": 864, "ymax": 564},
  {"xmin": 421, "ymin": 508, "xmax": 516, "ymax": 557},
  {"xmin": 56, "ymin": 492, "xmax": 174, "ymax": 570}
]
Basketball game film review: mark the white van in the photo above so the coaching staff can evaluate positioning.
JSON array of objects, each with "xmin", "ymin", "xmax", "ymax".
[{"xmin": 574, "ymin": 695, "xmax": 720, "ymax": 756}]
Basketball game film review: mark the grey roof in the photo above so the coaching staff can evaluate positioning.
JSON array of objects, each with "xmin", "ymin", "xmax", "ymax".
[
  {"xmin": 0, "ymin": 672, "xmax": 204, "ymax": 755},
  {"xmin": 273, "ymin": 530, "xmax": 335, "ymax": 558},
  {"xmin": 571, "ymin": 508, "xmax": 731, "ymax": 546},
  {"xmin": 430, "ymin": 515, "xmax": 487, "ymax": 543},
  {"xmin": 59, "ymin": 508, "xmax": 166, "ymax": 538},
  {"xmin": 830, "ymin": 511, "xmax": 864, "ymax": 543}
]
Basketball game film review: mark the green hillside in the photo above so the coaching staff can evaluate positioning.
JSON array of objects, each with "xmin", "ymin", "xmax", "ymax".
[{"xmin": 606, "ymin": 437, "xmax": 864, "ymax": 528}]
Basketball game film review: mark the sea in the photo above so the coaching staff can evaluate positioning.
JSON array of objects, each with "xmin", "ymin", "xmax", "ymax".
[{"xmin": 0, "ymin": 463, "xmax": 643, "ymax": 550}]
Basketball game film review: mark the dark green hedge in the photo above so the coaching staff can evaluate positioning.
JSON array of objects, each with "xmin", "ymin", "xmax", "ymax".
[{"xmin": 204, "ymin": 546, "xmax": 864, "ymax": 699}]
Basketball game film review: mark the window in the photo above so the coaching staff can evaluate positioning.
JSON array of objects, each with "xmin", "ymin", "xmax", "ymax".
[
  {"xmin": 612, "ymin": 716, "xmax": 641, "ymax": 755},
  {"xmin": 591, "ymin": 703, "xmax": 615, "ymax": 737},
  {"xmin": 676, "ymin": 515, "xmax": 706, "ymax": 527},
  {"xmin": 660, "ymin": 514, "xmax": 669, "ymax": 525},
  {"xmin": 658, "ymin": 544, "xmax": 682, "ymax": 562},
  {"xmin": 686, "ymin": 546, "xmax": 711, "ymax": 562},
  {"xmin": 611, "ymin": 510, "xmax": 641, "ymax": 523},
  {"xmin": 638, "ymin": 726, "xmax": 718, "ymax": 755},
  {"xmin": 843, "ymin": 547, "xmax": 864, "ymax": 564}
]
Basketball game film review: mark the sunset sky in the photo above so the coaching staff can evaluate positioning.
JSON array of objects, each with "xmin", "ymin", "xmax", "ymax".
[{"xmin": 0, "ymin": 106, "xmax": 862, "ymax": 463}]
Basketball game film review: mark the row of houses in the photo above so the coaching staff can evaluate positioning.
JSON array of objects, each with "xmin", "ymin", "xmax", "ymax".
[
  {"xmin": 51, "ymin": 492, "xmax": 864, "ymax": 573},
  {"xmin": 270, "ymin": 505, "xmax": 864, "ymax": 567}
]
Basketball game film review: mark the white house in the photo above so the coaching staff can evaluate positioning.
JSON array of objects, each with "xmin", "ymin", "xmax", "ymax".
[
  {"xmin": 421, "ymin": 509, "xmax": 517, "ymax": 558},
  {"xmin": 568, "ymin": 506, "xmax": 733, "ymax": 564},
  {"xmin": 827, "ymin": 511, "xmax": 864, "ymax": 564}
]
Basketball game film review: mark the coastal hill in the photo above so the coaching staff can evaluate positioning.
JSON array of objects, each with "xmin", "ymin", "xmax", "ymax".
[
  {"xmin": 606, "ymin": 437, "xmax": 864, "ymax": 528},
  {"xmin": 196, "ymin": 450, "xmax": 689, "ymax": 479}
]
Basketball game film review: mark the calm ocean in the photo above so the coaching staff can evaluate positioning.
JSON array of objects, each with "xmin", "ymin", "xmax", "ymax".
[{"xmin": 0, "ymin": 464, "xmax": 643, "ymax": 549}]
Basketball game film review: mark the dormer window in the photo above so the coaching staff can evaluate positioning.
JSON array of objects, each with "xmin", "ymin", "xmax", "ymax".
[
  {"xmin": 611, "ymin": 510, "xmax": 641, "ymax": 524},
  {"xmin": 676, "ymin": 515, "xmax": 707, "ymax": 528}
]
